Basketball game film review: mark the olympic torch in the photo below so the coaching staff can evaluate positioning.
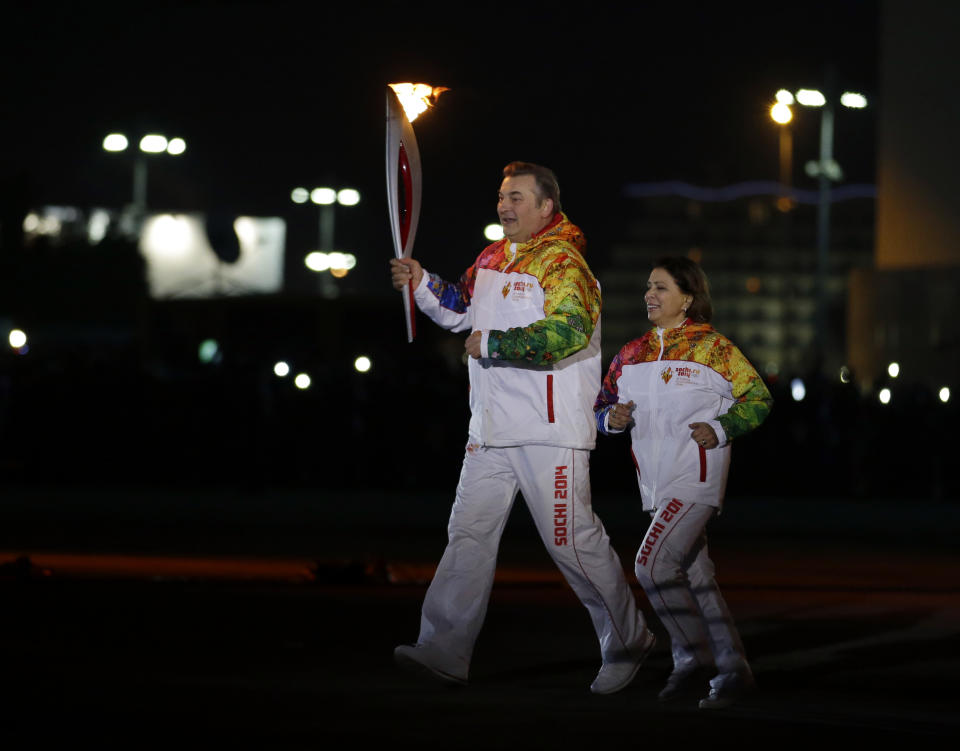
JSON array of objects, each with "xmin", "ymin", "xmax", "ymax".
[{"xmin": 385, "ymin": 82, "xmax": 447, "ymax": 342}]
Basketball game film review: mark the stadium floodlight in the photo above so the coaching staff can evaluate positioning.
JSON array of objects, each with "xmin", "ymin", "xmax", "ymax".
[
  {"xmin": 337, "ymin": 188, "xmax": 361, "ymax": 206},
  {"xmin": 310, "ymin": 188, "xmax": 337, "ymax": 205},
  {"xmin": 775, "ymin": 89, "xmax": 795, "ymax": 105},
  {"xmin": 796, "ymin": 89, "xmax": 826, "ymax": 107},
  {"xmin": 840, "ymin": 92, "xmax": 867, "ymax": 109},
  {"xmin": 770, "ymin": 102, "xmax": 792, "ymax": 125},
  {"xmin": 103, "ymin": 133, "xmax": 129, "ymax": 152},
  {"xmin": 139, "ymin": 134, "xmax": 169, "ymax": 153},
  {"xmin": 166, "ymin": 137, "xmax": 187, "ymax": 155}
]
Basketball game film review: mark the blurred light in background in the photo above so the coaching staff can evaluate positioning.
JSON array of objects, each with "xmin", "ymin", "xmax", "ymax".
[
  {"xmin": 140, "ymin": 214, "xmax": 285, "ymax": 298},
  {"xmin": 484, "ymin": 224, "xmax": 505, "ymax": 241},
  {"xmin": 775, "ymin": 89, "xmax": 795, "ymax": 105},
  {"xmin": 102, "ymin": 133, "xmax": 129, "ymax": 152},
  {"xmin": 337, "ymin": 189, "xmax": 361, "ymax": 206},
  {"xmin": 294, "ymin": 373, "xmax": 311, "ymax": 390},
  {"xmin": 770, "ymin": 101, "xmax": 792, "ymax": 124},
  {"xmin": 232, "ymin": 217, "xmax": 258, "ymax": 247},
  {"xmin": 840, "ymin": 92, "xmax": 868, "ymax": 109},
  {"xmin": 305, "ymin": 251, "xmax": 331, "ymax": 272},
  {"xmin": 22, "ymin": 207, "xmax": 77, "ymax": 237},
  {"xmin": 796, "ymin": 89, "xmax": 826, "ymax": 107},
  {"xmin": 790, "ymin": 378, "xmax": 806, "ymax": 402},
  {"xmin": 879, "ymin": 388, "xmax": 892, "ymax": 405},
  {"xmin": 166, "ymin": 137, "xmax": 187, "ymax": 155},
  {"xmin": 87, "ymin": 208, "xmax": 111, "ymax": 244},
  {"xmin": 887, "ymin": 362, "xmax": 900, "ymax": 378},
  {"xmin": 939, "ymin": 387, "xmax": 951, "ymax": 404},
  {"xmin": 839, "ymin": 365, "xmax": 852, "ymax": 384},
  {"xmin": 198, "ymin": 339, "xmax": 221, "ymax": 364},
  {"xmin": 328, "ymin": 252, "xmax": 355, "ymax": 270},
  {"xmin": 310, "ymin": 188, "xmax": 337, "ymax": 205},
  {"xmin": 304, "ymin": 251, "xmax": 356, "ymax": 276},
  {"xmin": 146, "ymin": 215, "xmax": 194, "ymax": 259},
  {"xmin": 354, "ymin": 356, "xmax": 372, "ymax": 373},
  {"xmin": 103, "ymin": 133, "xmax": 187, "ymax": 155},
  {"xmin": 8, "ymin": 329, "xmax": 27, "ymax": 349},
  {"xmin": 304, "ymin": 187, "xmax": 361, "ymax": 206},
  {"xmin": 273, "ymin": 361, "xmax": 290, "ymax": 377},
  {"xmin": 139, "ymin": 134, "xmax": 169, "ymax": 153}
]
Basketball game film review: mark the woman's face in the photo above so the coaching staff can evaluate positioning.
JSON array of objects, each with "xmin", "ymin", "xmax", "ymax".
[{"xmin": 645, "ymin": 267, "xmax": 692, "ymax": 328}]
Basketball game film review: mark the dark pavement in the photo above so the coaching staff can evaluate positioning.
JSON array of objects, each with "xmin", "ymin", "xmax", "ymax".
[{"xmin": 1, "ymin": 485, "xmax": 958, "ymax": 748}]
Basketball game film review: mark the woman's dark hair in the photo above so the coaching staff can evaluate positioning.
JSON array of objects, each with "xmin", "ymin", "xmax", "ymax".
[{"xmin": 653, "ymin": 255, "xmax": 713, "ymax": 323}]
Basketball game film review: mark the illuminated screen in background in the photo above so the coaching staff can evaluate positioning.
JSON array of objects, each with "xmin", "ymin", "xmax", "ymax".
[{"xmin": 139, "ymin": 214, "xmax": 285, "ymax": 298}]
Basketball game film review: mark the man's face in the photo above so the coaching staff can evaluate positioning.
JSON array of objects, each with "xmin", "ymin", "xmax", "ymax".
[{"xmin": 497, "ymin": 174, "xmax": 553, "ymax": 242}]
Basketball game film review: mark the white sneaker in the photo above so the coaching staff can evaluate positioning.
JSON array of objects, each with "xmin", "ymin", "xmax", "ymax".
[
  {"xmin": 393, "ymin": 644, "xmax": 468, "ymax": 686},
  {"xmin": 589, "ymin": 629, "xmax": 656, "ymax": 695}
]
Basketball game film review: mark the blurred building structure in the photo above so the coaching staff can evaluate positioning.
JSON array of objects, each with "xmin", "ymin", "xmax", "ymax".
[
  {"xmin": 598, "ymin": 192, "xmax": 874, "ymax": 382},
  {"xmin": 848, "ymin": 0, "xmax": 960, "ymax": 392}
]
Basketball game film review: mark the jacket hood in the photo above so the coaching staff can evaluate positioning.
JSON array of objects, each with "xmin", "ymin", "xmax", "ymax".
[{"xmin": 523, "ymin": 213, "xmax": 586, "ymax": 255}]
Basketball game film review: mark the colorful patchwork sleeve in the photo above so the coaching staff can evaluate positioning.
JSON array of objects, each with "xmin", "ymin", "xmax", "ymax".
[
  {"xmin": 414, "ymin": 262, "xmax": 480, "ymax": 334},
  {"xmin": 713, "ymin": 344, "xmax": 773, "ymax": 440},
  {"xmin": 487, "ymin": 254, "xmax": 600, "ymax": 365},
  {"xmin": 593, "ymin": 349, "xmax": 626, "ymax": 434},
  {"xmin": 423, "ymin": 260, "xmax": 478, "ymax": 314}
]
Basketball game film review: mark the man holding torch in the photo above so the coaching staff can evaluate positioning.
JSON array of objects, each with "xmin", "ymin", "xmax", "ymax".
[{"xmin": 389, "ymin": 161, "xmax": 654, "ymax": 693}]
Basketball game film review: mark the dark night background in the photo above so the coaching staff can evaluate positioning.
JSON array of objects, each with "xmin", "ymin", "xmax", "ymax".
[
  {"xmin": 2, "ymin": 3, "xmax": 960, "ymax": 746},
  {"xmin": 0, "ymin": 1, "xmax": 902, "ymax": 500}
]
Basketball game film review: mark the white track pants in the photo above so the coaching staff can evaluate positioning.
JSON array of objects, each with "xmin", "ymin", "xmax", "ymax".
[
  {"xmin": 633, "ymin": 499, "xmax": 749, "ymax": 688},
  {"xmin": 416, "ymin": 443, "xmax": 646, "ymax": 679}
]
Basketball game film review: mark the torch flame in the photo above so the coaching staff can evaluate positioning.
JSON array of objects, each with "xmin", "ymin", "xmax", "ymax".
[{"xmin": 389, "ymin": 83, "xmax": 449, "ymax": 122}]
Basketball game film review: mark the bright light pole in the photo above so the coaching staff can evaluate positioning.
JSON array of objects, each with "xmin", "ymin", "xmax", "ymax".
[
  {"xmin": 769, "ymin": 90, "xmax": 795, "ymax": 211},
  {"xmin": 291, "ymin": 185, "xmax": 361, "ymax": 298},
  {"xmin": 769, "ymin": 82, "xmax": 868, "ymax": 367},
  {"xmin": 103, "ymin": 132, "xmax": 187, "ymax": 235}
]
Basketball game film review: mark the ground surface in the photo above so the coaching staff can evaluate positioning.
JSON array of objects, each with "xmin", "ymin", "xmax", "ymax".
[{"xmin": 1, "ymin": 487, "xmax": 957, "ymax": 748}]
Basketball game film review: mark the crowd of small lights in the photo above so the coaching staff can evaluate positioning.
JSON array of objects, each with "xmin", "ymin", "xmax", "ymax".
[
  {"xmin": 4, "ymin": 324, "xmax": 949, "ymax": 404},
  {"xmin": 7, "ymin": 327, "xmax": 373, "ymax": 389}
]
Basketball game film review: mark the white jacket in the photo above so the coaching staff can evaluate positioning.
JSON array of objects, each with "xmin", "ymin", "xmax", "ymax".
[
  {"xmin": 413, "ymin": 215, "xmax": 602, "ymax": 449},
  {"xmin": 595, "ymin": 321, "xmax": 773, "ymax": 511}
]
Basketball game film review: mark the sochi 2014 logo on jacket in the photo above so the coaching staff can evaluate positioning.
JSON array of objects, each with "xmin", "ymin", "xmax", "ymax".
[
  {"xmin": 502, "ymin": 279, "xmax": 535, "ymax": 300},
  {"xmin": 662, "ymin": 364, "xmax": 702, "ymax": 386}
]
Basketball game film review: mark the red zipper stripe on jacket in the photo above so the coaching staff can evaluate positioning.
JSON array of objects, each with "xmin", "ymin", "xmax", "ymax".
[
  {"xmin": 546, "ymin": 374, "xmax": 555, "ymax": 423},
  {"xmin": 698, "ymin": 444, "xmax": 707, "ymax": 482}
]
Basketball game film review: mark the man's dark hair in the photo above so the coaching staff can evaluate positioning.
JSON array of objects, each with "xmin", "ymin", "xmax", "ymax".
[
  {"xmin": 502, "ymin": 161, "xmax": 562, "ymax": 215},
  {"xmin": 653, "ymin": 255, "xmax": 713, "ymax": 323}
]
